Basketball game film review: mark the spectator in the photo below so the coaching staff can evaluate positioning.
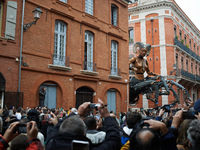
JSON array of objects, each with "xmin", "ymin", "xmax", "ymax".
[
  {"xmin": 10, "ymin": 134, "xmax": 28, "ymax": 150},
  {"xmin": 45, "ymin": 98, "xmax": 121, "ymax": 150},
  {"xmin": 187, "ymin": 119, "xmax": 200, "ymax": 150},
  {"xmin": 177, "ymin": 119, "xmax": 192, "ymax": 150},
  {"xmin": 15, "ymin": 107, "xmax": 23, "ymax": 120},
  {"xmin": 84, "ymin": 116, "xmax": 106, "ymax": 145},
  {"xmin": 0, "ymin": 121, "xmax": 43, "ymax": 149},
  {"xmin": 193, "ymin": 99, "xmax": 200, "ymax": 112},
  {"xmin": 121, "ymin": 111, "xmax": 142, "ymax": 145}
]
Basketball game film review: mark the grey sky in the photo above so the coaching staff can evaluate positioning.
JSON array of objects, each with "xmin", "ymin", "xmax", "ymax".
[{"xmin": 175, "ymin": 0, "xmax": 200, "ymax": 30}]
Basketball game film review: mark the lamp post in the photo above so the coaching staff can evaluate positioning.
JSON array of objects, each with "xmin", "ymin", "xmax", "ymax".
[
  {"xmin": 150, "ymin": 18, "xmax": 155, "ymax": 72},
  {"xmin": 18, "ymin": 4, "xmax": 43, "ymax": 93}
]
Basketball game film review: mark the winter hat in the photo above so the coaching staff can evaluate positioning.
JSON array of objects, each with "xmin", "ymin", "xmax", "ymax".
[{"xmin": 194, "ymin": 99, "xmax": 200, "ymax": 112}]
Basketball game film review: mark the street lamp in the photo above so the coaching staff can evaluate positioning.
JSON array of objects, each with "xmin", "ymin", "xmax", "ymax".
[
  {"xmin": 170, "ymin": 64, "xmax": 177, "ymax": 75},
  {"xmin": 23, "ymin": 7, "xmax": 43, "ymax": 31}
]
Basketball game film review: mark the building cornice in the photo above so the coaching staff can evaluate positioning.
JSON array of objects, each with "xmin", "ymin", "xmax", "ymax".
[
  {"xmin": 129, "ymin": 15, "xmax": 200, "ymax": 45},
  {"xmin": 128, "ymin": 1, "xmax": 200, "ymax": 39}
]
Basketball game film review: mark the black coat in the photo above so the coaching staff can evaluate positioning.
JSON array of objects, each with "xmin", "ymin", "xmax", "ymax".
[{"xmin": 45, "ymin": 116, "xmax": 121, "ymax": 150}]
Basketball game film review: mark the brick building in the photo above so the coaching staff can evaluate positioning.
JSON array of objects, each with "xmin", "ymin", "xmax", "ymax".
[
  {"xmin": 128, "ymin": 0, "xmax": 200, "ymax": 108},
  {"xmin": 0, "ymin": 0, "xmax": 23, "ymax": 107},
  {"xmin": 0, "ymin": 0, "xmax": 130, "ymax": 113}
]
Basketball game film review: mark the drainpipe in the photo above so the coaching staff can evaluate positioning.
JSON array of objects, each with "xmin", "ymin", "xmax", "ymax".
[
  {"xmin": 18, "ymin": 0, "xmax": 25, "ymax": 92},
  {"xmin": 150, "ymin": 18, "xmax": 155, "ymax": 72}
]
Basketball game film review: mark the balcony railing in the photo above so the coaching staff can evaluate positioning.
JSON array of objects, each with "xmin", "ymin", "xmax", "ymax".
[
  {"xmin": 196, "ymin": 75, "xmax": 200, "ymax": 82},
  {"xmin": 52, "ymin": 54, "xmax": 70, "ymax": 67},
  {"xmin": 180, "ymin": 69, "xmax": 196, "ymax": 81},
  {"xmin": 110, "ymin": 67, "xmax": 121, "ymax": 76},
  {"xmin": 83, "ymin": 61, "xmax": 97, "ymax": 72},
  {"xmin": 174, "ymin": 38, "xmax": 200, "ymax": 61}
]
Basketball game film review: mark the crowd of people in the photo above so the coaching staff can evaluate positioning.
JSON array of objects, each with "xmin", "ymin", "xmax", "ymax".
[{"xmin": 0, "ymin": 98, "xmax": 200, "ymax": 150}]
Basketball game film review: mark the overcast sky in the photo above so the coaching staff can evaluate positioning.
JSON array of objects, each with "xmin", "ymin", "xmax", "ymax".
[{"xmin": 175, "ymin": 0, "xmax": 200, "ymax": 30}]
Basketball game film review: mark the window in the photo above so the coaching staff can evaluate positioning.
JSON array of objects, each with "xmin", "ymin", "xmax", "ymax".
[
  {"xmin": 186, "ymin": 60, "xmax": 188, "ymax": 71},
  {"xmin": 59, "ymin": 0, "xmax": 67, "ymax": 3},
  {"xmin": 174, "ymin": 25, "xmax": 176, "ymax": 38},
  {"xmin": 194, "ymin": 43, "xmax": 196, "ymax": 53},
  {"xmin": 184, "ymin": 34, "xmax": 186, "ymax": 45},
  {"xmin": 179, "ymin": 30, "xmax": 182, "ymax": 41},
  {"xmin": 191, "ymin": 63, "xmax": 193, "ymax": 74},
  {"xmin": 85, "ymin": 0, "xmax": 93, "ymax": 15},
  {"xmin": 197, "ymin": 46, "xmax": 199, "ymax": 56},
  {"xmin": 129, "ymin": 0, "xmax": 138, "ymax": 3},
  {"xmin": 199, "ymin": 67, "xmax": 200, "ymax": 76},
  {"xmin": 53, "ymin": 21, "xmax": 66, "ymax": 66},
  {"xmin": 181, "ymin": 57, "xmax": 183, "ymax": 69},
  {"xmin": 111, "ymin": 40, "xmax": 118, "ymax": 75},
  {"xmin": 176, "ymin": 53, "xmax": 178, "ymax": 68},
  {"xmin": 84, "ymin": 31, "xmax": 94, "ymax": 71},
  {"xmin": 0, "ymin": 1, "xmax": 3, "ymax": 35},
  {"xmin": 129, "ymin": 27, "xmax": 134, "ymax": 43},
  {"xmin": 111, "ymin": 4, "xmax": 117, "ymax": 26},
  {"xmin": 189, "ymin": 39, "xmax": 191, "ymax": 49},
  {"xmin": 195, "ymin": 65, "xmax": 197, "ymax": 75}
]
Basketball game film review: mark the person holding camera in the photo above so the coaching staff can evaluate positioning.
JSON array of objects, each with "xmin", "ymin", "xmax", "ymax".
[
  {"xmin": 45, "ymin": 98, "xmax": 121, "ymax": 150},
  {"xmin": 0, "ymin": 121, "xmax": 43, "ymax": 150}
]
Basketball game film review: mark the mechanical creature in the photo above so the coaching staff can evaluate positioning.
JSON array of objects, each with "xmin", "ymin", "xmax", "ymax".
[{"xmin": 129, "ymin": 42, "xmax": 191, "ymax": 105}]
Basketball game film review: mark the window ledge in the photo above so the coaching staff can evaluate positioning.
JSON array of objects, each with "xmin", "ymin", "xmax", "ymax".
[
  {"xmin": 108, "ymin": 75, "xmax": 122, "ymax": 80},
  {"xmin": 48, "ymin": 64, "xmax": 72, "ymax": 71},
  {"xmin": 80, "ymin": 70, "xmax": 99, "ymax": 76}
]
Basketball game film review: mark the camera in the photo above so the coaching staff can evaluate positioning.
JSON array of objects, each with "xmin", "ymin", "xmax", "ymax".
[
  {"xmin": 89, "ymin": 103, "xmax": 100, "ymax": 110},
  {"xmin": 182, "ymin": 111, "xmax": 198, "ymax": 119},
  {"xmin": 13, "ymin": 123, "xmax": 32, "ymax": 133},
  {"xmin": 71, "ymin": 140, "xmax": 89, "ymax": 150},
  {"xmin": 161, "ymin": 104, "xmax": 171, "ymax": 112}
]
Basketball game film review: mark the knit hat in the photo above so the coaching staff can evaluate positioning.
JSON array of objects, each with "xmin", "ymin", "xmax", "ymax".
[{"xmin": 194, "ymin": 99, "xmax": 200, "ymax": 112}]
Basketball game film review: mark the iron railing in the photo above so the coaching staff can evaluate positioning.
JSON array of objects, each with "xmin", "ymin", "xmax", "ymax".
[
  {"xmin": 4, "ymin": 92, "xmax": 23, "ymax": 108},
  {"xmin": 83, "ymin": 61, "xmax": 97, "ymax": 72},
  {"xmin": 110, "ymin": 67, "xmax": 121, "ymax": 76},
  {"xmin": 52, "ymin": 54, "xmax": 70, "ymax": 67},
  {"xmin": 181, "ymin": 69, "xmax": 196, "ymax": 81},
  {"xmin": 174, "ymin": 38, "xmax": 200, "ymax": 61}
]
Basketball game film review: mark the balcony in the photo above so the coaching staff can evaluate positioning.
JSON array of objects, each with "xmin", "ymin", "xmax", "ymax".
[
  {"xmin": 108, "ymin": 67, "xmax": 122, "ymax": 79},
  {"xmin": 180, "ymin": 69, "xmax": 196, "ymax": 81},
  {"xmin": 80, "ymin": 61, "xmax": 98, "ymax": 76},
  {"xmin": 48, "ymin": 54, "xmax": 71, "ymax": 71},
  {"xmin": 196, "ymin": 75, "xmax": 200, "ymax": 82},
  {"xmin": 174, "ymin": 38, "xmax": 200, "ymax": 62}
]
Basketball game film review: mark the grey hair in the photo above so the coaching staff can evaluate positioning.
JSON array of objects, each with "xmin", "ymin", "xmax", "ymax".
[
  {"xmin": 187, "ymin": 120, "xmax": 200, "ymax": 150},
  {"xmin": 59, "ymin": 115, "xmax": 86, "ymax": 136}
]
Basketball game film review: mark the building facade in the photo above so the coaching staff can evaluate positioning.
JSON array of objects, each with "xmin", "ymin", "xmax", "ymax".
[
  {"xmin": 128, "ymin": 0, "xmax": 200, "ymax": 108},
  {"xmin": 3, "ymin": 0, "xmax": 130, "ymax": 114},
  {"xmin": 0, "ymin": 0, "xmax": 23, "ymax": 108}
]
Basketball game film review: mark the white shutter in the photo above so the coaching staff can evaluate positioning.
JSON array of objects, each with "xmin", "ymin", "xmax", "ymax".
[{"xmin": 5, "ymin": 1, "xmax": 17, "ymax": 40}]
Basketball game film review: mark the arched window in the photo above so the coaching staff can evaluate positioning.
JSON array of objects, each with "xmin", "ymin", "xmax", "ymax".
[
  {"xmin": 84, "ymin": 31, "xmax": 94, "ymax": 71},
  {"xmin": 111, "ymin": 4, "xmax": 118, "ymax": 26},
  {"xmin": 111, "ymin": 40, "xmax": 118, "ymax": 75},
  {"xmin": 53, "ymin": 20, "xmax": 66, "ymax": 66}
]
